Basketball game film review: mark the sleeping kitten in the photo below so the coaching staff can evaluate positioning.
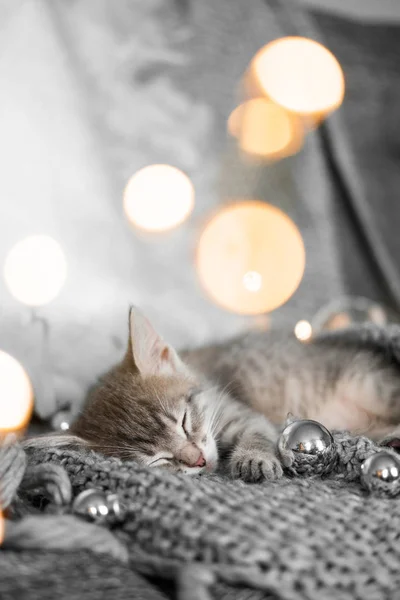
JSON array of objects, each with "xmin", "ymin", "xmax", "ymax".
[
  {"xmin": 28, "ymin": 308, "xmax": 400, "ymax": 482},
  {"xmin": 70, "ymin": 308, "xmax": 282, "ymax": 481}
]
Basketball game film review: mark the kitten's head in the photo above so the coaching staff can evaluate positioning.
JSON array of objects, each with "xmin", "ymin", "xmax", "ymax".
[{"xmin": 71, "ymin": 307, "xmax": 220, "ymax": 475}]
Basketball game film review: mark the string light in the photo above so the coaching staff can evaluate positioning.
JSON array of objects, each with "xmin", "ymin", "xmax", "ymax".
[
  {"xmin": 228, "ymin": 98, "xmax": 303, "ymax": 160},
  {"xmin": 294, "ymin": 320, "xmax": 313, "ymax": 341},
  {"xmin": 123, "ymin": 164, "xmax": 195, "ymax": 232},
  {"xmin": 196, "ymin": 201, "xmax": 305, "ymax": 315},
  {"xmin": 252, "ymin": 37, "xmax": 344, "ymax": 123},
  {"xmin": 0, "ymin": 351, "xmax": 33, "ymax": 434},
  {"xmin": 4, "ymin": 235, "xmax": 67, "ymax": 306}
]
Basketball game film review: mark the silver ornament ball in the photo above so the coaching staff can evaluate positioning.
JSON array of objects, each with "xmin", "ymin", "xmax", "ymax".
[
  {"xmin": 361, "ymin": 452, "xmax": 400, "ymax": 486},
  {"xmin": 280, "ymin": 419, "xmax": 333, "ymax": 455},
  {"xmin": 72, "ymin": 489, "xmax": 109, "ymax": 522}
]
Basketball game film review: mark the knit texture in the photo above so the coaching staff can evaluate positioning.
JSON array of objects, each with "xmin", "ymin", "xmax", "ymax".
[
  {"xmin": 6, "ymin": 435, "xmax": 400, "ymax": 600},
  {"xmin": 0, "ymin": 550, "xmax": 170, "ymax": 600}
]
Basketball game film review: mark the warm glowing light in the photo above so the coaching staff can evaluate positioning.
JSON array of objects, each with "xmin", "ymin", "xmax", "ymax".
[
  {"xmin": 253, "ymin": 37, "xmax": 344, "ymax": 120},
  {"xmin": 294, "ymin": 320, "xmax": 313, "ymax": 341},
  {"xmin": 228, "ymin": 99, "xmax": 303, "ymax": 159},
  {"xmin": 123, "ymin": 165, "xmax": 195, "ymax": 232},
  {"xmin": 0, "ymin": 351, "xmax": 33, "ymax": 433},
  {"xmin": 197, "ymin": 201, "xmax": 305, "ymax": 315},
  {"xmin": 4, "ymin": 236, "xmax": 67, "ymax": 306},
  {"xmin": 0, "ymin": 513, "xmax": 3, "ymax": 545}
]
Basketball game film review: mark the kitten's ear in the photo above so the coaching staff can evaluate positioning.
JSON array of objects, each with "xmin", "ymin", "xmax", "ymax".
[{"xmin": 127, "ymin": 306, "xmax": 187, "ymax": 377}]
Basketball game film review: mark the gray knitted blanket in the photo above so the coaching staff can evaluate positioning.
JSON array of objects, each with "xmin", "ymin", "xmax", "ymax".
[{"xmin": 2, "ymin": 325, "xmax": 400, "ymax": 600}]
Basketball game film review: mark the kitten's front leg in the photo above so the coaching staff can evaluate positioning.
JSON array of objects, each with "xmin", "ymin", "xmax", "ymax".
[{"xmin": 216, "ymin": 396, "xmax": 283, "ymax": 482}]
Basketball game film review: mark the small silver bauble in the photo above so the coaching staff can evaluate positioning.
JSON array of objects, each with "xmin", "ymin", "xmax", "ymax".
[
  {"xmin": 278, "ymin": 418, "xmax": 336, "ymax": 477},
  {"xmin": 280, "ymin": 419, "xmax": 333, "ymax": 455},
  {"xmin": 72, "ymin": 489, "xmax": 122, "ymax": 523},
  {"xmin": 361, "ymin": 452, "xmax": 400, "ymax": 487}
]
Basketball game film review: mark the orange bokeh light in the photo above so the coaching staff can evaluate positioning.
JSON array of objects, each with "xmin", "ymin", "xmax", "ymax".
[
  {"xmin": 0, "ymin": 351, "xmax": 33, "ymax": 434},
  {"xmin": 252, "ymin": 37, "xmax": 344, "ymax": 121},
  {"xmin": 196, "ymin": 201, "xmax": 305, "ymax": 315},
  {"xmin": 228, "ymin": 98, "xmax": 303, "ymax": 160},
  {"xmin": 123, "ymin": 164, "xmax": 195, "ymax": 232}
]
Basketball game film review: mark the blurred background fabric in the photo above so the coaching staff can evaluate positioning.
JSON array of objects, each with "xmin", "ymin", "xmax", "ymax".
[{"xmin": 0, "ymin": 0, "xmax": 400, "ymax": 423}]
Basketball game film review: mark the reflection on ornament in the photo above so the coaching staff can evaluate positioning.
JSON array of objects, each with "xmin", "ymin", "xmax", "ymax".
[
  {"xmin": 123, "ymin": 164, "xmax": 194, "ymax": 232},
  {"xmin": 294, "ymin": 320, "xmax": 312, "ymax": 341},
  {"xmin": 252, "ymin": 37, "xmax": 344, "ymax": 124},
  {"xmin": 311, "ymin": 296, "xmax": 389, "ymax": 334},
  {"xmin": 324, "ymin": 312, "xmax": 351, "ymax": 330},
  {"xmin": 0, "ymin": 351, "xmax": 33, "ymax": 434},
  {"xmin": 361, "ymin": 452, "xmax": 400, "ymax": 491},
  {"xmin": 227, "ymin": 99, "xmax": 303, "ymax": 160},
  {"xmin": 4, "ymin": 235, "xmax": 67, "ymax": 306},
  {"xmin": 196, "ymin": 201, "xmax": 305, "ymax": 315},
  {"xmin": 106, "ymin": 494, "xmax": 122, "ymax": 521}
]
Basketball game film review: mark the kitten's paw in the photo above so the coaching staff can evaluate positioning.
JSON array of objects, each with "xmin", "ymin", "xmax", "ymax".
[{"xmin": 230, "ymin": 448, "xmax": 283, "ymax": 483}]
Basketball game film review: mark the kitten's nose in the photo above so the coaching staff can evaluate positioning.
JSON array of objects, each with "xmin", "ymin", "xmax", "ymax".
[
  {"xmin": 194, "ymin": 452, "xmax": 206, "ymax": 468},
  {"xmin": 180, "ymin": 444, "xmax": 206, "ymax": 468}
]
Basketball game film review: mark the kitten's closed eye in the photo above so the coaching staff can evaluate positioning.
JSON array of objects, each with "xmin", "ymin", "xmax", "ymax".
[
  {"xmin": 181, "ymin": 411, "xmax": 189, "ymax": 436},
  {"xmin": 148, "ymin": 455, "xmax": 173, "ymax": 467}
]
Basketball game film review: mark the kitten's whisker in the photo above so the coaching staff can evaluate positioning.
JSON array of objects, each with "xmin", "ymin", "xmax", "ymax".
[
  {"xmin": 212, "ymin": 378, "xmax": 238, "ymax": 398},
  {"xmin": 88, "ymin": 443, "xmax": 144, "ymax": 456},
  {"xmin": 89, "ymin": 445, "xmax": 133, "ymax": 450},
  {"xmin": 219, "ymin": 381, "xmax": 236, "ymax": 397},
  {"xmin": 210, "ymin": 414, "xmax": 224, "ymax": 437},
  {"xmin": 208, "ymin": 401, "xmax": 222, "ymax": 428},
  {"xmin": 207, "ymin": 387, "xmax": 228, "ymax": 435}
]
